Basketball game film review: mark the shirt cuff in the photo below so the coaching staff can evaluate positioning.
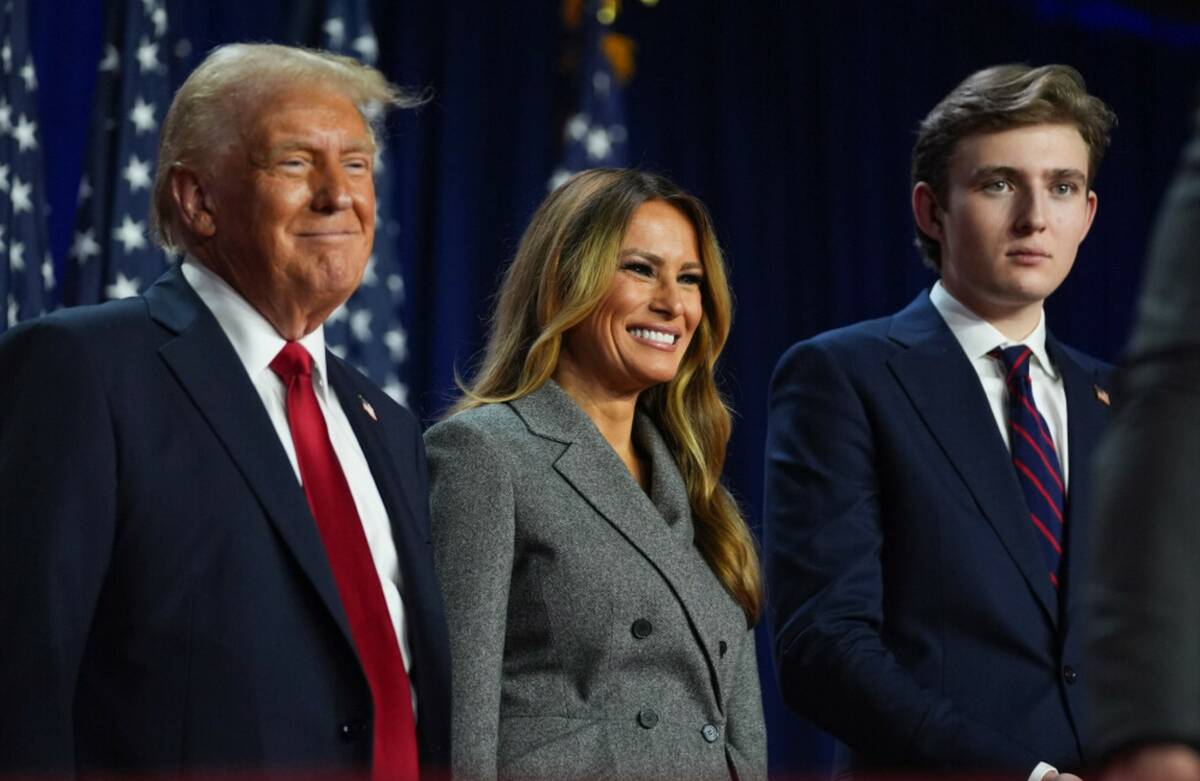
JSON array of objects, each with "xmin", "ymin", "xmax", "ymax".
[{"xmin": 1029, "ymin": 761, "xmax": 1057, "ymax": 781}]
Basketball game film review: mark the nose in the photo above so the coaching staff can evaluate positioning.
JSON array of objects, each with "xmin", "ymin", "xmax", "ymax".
[
  {"xmin": 311, "ymin": 162, "xmax": 354, "ymax": 213},
  {"xmin": 650, "ymin": 278, "xmax": 685, "ymax": 318},
  {"xmin": 1014, "ymin": 189, "xmax": 1048, "ymax": 234}
]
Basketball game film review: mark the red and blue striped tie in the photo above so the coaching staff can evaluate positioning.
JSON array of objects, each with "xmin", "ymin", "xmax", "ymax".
[{"xmin": 991, "ymin": 346, "xmax": 1065, "ymax": 588}]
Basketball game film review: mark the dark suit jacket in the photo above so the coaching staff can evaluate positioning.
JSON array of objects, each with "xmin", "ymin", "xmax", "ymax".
[
  {"xmin": 764, "ymin": 291, "xmax": 1111, "ymax": 774},
  {"xmin": 1087, "ymin": 113, "xmax": 1200, "ymax": 761},
  {"xmin": 0, "ymin": 266, "xmax": 450, "ymax": 777}
]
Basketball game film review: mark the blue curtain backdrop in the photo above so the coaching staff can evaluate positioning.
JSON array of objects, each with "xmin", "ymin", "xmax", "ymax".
[{"xmin": 29, "ymin": 0, "xmax": 1200, "ymax": 775}]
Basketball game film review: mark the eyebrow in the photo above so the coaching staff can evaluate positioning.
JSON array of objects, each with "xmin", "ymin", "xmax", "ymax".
[
  {"xmin": 970, "ymin": 165, "xmax": 1087, "ymax": 182},
  {"xmin": 266, "ymin": 139, "xmax": 376, "ymax": 157},
  {"xmin": 620, "ymin": 248, "xmax": 704, "ymax": 272}
]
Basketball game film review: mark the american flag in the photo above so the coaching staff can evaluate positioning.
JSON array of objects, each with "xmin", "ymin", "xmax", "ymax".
[
  {"xmin": 549, "ymin": 0, "xmax": 631, "ymax": 190},
  {"xmin": 0, "ymin": 0, "xmax": 52, "ymax": 332},
  {"xmin": 63, "ymin": 0, "xmax": 172, "ymax": 306},
  {"xmin": 318, "ymin": 0, "xmax": 411, "ymax": 406}
]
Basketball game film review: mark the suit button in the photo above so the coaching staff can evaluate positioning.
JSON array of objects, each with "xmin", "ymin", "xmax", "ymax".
[
  {"xmin": 701, "ymin": 723, "xmax": 720, "ymax": 743},
  {"xmin": 631, "ymin": 618, "xmax": 653, "ymax": 639},
  {"xmin": 637, "ymin": 708, "xmax": 659, "ymax": 729},
  {"xmin": 719, "ymin": 640, "xmax": 728, "ymax": 657},
  {"xmin": 1063, "ymin": 665, "xmax": 1078, "ymax": 684},
  {"xmin": 339, "ymin": 720, "xmax": 368, "ymax": 741}
]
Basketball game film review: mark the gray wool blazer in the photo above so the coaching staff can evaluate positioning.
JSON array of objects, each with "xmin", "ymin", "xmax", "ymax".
[{"xmin": 425, "ymin": 380, "xmax": 767, "ymax": 781}]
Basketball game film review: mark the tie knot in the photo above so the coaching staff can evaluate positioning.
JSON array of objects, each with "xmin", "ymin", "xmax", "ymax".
[
  {"xmin": 270, "ymin": 342, "xmax": 314, "ymax": 382},
  {"xmin": 990, "ymin": 345, "xmax": 1033, "ymax": 381}
]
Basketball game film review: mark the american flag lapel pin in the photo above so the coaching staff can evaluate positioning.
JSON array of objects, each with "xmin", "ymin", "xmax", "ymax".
[
  {"xmin": 359, "ymin": 396, "xmax": 378, "ymax": 421},
  {"xmin": 1094, "ymin": 385, "xmax": 1110, "ymax": 406}
]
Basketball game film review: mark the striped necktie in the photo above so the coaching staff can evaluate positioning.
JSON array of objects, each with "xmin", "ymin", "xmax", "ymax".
[{"xmin": 991, "ymin": 345, "xmax": 1065, "ymax": 588}]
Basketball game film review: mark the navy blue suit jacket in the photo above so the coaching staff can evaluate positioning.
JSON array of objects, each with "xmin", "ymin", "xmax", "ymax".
[
  {"xmin": 0, "ymin": 266, "xmax": 450, "ymax": 777},
  {"xmin": 764, "ymin": 292, "xmax": 1111, "ymax": 774}
]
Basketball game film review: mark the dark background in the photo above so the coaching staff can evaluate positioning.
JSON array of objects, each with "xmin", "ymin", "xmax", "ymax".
[{"xmin": 29, "ymin": 0, "xmax": 1200, "ymax": 774}]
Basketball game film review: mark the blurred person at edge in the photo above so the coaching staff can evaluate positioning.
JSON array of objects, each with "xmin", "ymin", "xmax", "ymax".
[
  {"xmin": 424, "ymin": 168, "xmax": 767, "ymax": 781},
  {"xmin": 765, "ymin": 64, "xmax": 1116, "ymax": 781},
  {"xmin": 0, "ymin": 43, "xmax": 449, "ymax": 780},
  {"xmin": 1087, "ymin": 98, "xmax": 1200, "ymax": 781}
]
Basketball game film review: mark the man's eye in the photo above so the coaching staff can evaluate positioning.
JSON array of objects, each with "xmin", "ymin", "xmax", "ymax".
[
  {"xmin": 345, "ymin": 159, "xmax": 370, "ymax": 172},
  {"xmin": 984, "ymin": 179, "xmax": 1011, "ymax": 193},
  {"xmin": 1052, "ymin": 182, "xmax": 1078, "ymax": 195}
]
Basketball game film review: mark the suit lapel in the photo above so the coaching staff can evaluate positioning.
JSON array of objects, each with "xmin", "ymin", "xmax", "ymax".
[
  {"xmin": 144, "ymin": 267, "xmax": 354, "ymax": 646},
  {"xmin": 1050, "ymin": 338, "xmax": 1109, "ymax": 619},
  {"xmin": 887, "ymin": 293, "xmax": 1060, "ymax": 625},
  {"xmin": 511, "ymin": 382, "xmax": 727, "ymax": 707}
]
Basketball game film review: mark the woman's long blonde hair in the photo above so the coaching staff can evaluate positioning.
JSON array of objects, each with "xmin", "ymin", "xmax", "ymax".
[{"xmin": 452, "ymin": 168, "xmax": 761, "ymax": 626}]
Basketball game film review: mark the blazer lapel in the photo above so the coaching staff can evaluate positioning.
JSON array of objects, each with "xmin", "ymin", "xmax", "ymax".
[
  {"xmin": 887, "ymin": 293, "xmax": 1059, "ymax": 625},
  {"xmin": 144, "ymin": 267, "xmax": 354, "ymax": 646},
  {"xmin": 511, "ymin": 382, "xmax": 727, "ymax": 706},
  {"xmin": 1050, "ymin": 338, "xmax": 1110, "ymax": 620}
]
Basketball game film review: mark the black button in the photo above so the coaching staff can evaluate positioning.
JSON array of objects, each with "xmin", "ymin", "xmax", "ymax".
[
  {"xmin": 637, "ymin": 708, "xmax": 659, "ymax": 729},
  {"xmin": 338, "ymin": 720, "xmax": 368, "ymax": 741},
  {"xmin": 632, "ymin": 618, "xmax": 653, "ymax": 639},
  {"xmin": 701, "ymin": 723, "xmax": 720, "ymax": 743},
  {"xmin": 719, "ymin": 640, "xmax": 728, "ymax": 657},
  {"xmin": 1063, "ymin": 665, "xmax": 1078, "ymax": 684}
]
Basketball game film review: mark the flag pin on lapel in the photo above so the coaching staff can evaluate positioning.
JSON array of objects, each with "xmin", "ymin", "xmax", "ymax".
[
  {"xmin": 360, "ymin": 396, "xmax": 378, "ymax": 421},
  {"xmin": 1094, "ymin": 385, "xmax": 1110, "ymax": 406}
]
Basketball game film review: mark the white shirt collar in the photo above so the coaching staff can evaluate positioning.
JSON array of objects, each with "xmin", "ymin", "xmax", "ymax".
[
  {"xmin": 929, "ymin": 280, "xmax": 1057, "ymax": 379},
  {"xmin": 180, "ymin": 257, "xmax": 329, "ymax": 389}
]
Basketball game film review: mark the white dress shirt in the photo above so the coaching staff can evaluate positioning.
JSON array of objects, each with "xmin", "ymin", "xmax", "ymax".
[
  {"xmin": 929, "ymin": 281, "xmax": 1066, "ymax": 781},
  {"xmin": 181, "ymin": 259, "xmax": 415, "ymax": 687}
]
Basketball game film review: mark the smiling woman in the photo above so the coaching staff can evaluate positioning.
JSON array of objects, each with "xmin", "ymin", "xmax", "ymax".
[{"xmin": 424, "ymin": 168, "xmax": 766, "ymax": 781}]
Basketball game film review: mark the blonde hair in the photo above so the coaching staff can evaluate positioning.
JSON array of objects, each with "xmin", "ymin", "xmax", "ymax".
[
  {"xmin": 152, "ymin": 42, "xmax": 424, "ymax": 252},
  {"xmin": 454, "ymin": 168, "xmax": 762, "ymax": 626}
]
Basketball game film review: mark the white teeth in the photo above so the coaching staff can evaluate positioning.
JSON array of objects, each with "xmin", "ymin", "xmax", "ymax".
[{"xmin": 629, "ymin": 328, "xmax": 676, "ymax": 344}]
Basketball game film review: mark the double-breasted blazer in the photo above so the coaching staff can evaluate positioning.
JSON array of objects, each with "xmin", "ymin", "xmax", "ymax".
[
  {"xmin": 0, "ymin": 266, "xmax": 450, "ymax": 776},
  {"xmin": 425, "ymin": 380, "xmax": 767, "ymax": 781}
]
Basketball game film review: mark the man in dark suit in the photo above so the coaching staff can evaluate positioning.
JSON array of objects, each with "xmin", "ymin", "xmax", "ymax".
[
  {"xmin": 1087, "ymin": 103, "xmax": 1200, "ymax": 781},
  {"xmin": 0, "ymin": 43, "xmax": 449, "ymax": 779},
  {"xmin": 765, "ymin": 64, "xmax": 1116, "ymax": 780}
]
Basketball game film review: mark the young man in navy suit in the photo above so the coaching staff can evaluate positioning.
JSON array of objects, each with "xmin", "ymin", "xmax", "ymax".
[
  {"xmin": 0, "ymin": 44, "xmax": 449, "ymax": 779},
  {"xmin": 765, "ymin": 64, "xmax": 1116, "ymax": 780}
]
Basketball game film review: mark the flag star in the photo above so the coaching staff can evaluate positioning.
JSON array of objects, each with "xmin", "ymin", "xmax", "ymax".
[
  {"xmin": 592, "ymin": 70, "xmax": 611, "ymax": 95},
  {"xmin": 0, "ymin": 162, "xmax": 9, "ymax": 191},
  {"xmin": 361, "ymin": 254, "xmax": 378, "ymax": 286},
  {"xmin": 383, "ymin": 379, "xmax": 407, "ymax": 407},
  {"xmin": 328, "ymin": 304, "xmax": 349, "ymax": 323},
  {"xmin": 140, "ymin": 0, "xmax": 156, "ymax": 14},
  {"xmin": 77, "ymin": 175, "xmax": 92, "ymax": 203},
  {"xmin": 352, "ymin": 34, "xmax": 378, "ymax": 64},
  {"xmin": 386, "ymin": 273, "xmax": 404, "ymax": 300},
  {"xmin": 7, "ymin": 295, "xmax": 17, "ymax": 328},
  {"xmin": 1, "ymin": 41, "xmax": 10, "ymax": 74},
  {"xmin": 19, "ymin": 56, "xmax": 36, "ymax": 91},
  {"xmin": 0, "ymin": 225, "xmax": 6, "ymax": 252},
  {"xmin": 114, "ymin": 215, "xmax": 147, "ymax": 253},
  {"xmin": 566, "ymin": 113, "xmax": 589, "ymax": 141},
  {"xmin": 123, "ymin": 155, "xmax": 153, "ymax": 192},
  {"xmin": 329, "ymin": 343, "xmax": 347, "ymax": 359},
  {"xmin": 9, "ymin": 241, "xmax": 24, "ymax": 271},
  {"xmin": 323, "ymin": 18, "xmax": 346, "ymax": 48},
  {"xmin": 349, "ymin": 308, "xmax": 372, "ymax": 341},
  {"xmin": 129, "ymin": 96, "xmax": 157, "ymax": 134},
  {"xmin": 70, "ymin": 228, "xmax": 101, "ymax": 264},
  {"xmin": 136, "ymin": 37, "xmax": 160, "ymax": 73},
  {"xmin": 105, "ymin": 271, "xmax": 142, "ymax": 299},
  {"xmin": 0, "ymin": 98, "xmax": 11, "ymax": 132},
  {"xmin": 585, "ymin": 127, "xmax": 612, "ymax": 161},
  {"xmin": 151, "ymin": 6, "xmax": 168, "ymax": 37},
  {"xmin": 99, "ymin": 43, "xmax": 120, "ymax": 72},
  {"xmin": 547, "ymin": 168, "xmax": 571, "ymax": 191},
  {"xmin": 384, "ymin": 328, "xmax": 407, "ymax": 362},
  {"xmin": 42, "ymin": 254, "xmax": 55, "ymax": 290},
  {"xmin": 10, "ymin": 176, "xmax": 32, "ymax": 213},
  {"xmin": 12, "ymin": 114, "xmax": 38, "ymax": 152}
]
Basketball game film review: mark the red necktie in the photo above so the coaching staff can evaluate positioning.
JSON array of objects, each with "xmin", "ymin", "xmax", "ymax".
[{"xmin": 270, "ymin": 342, "xmax": 419, "ymax": 781}]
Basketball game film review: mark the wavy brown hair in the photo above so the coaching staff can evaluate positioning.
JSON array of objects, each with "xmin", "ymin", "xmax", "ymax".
[{"xmin": 452, "ymin": 168, "xmax": 761, "ymax": 626}]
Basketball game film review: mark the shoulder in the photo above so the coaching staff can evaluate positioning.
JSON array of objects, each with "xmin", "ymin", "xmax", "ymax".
[
  {"xmin": 424, "ymin": 403, "xmax": 528, "ymax": 464},
  {"xmin": 325, "ymin": 354, "xmax": 422, "ymax": 442},
  {"xmin": 0, "ymin": 299, "xmax": 157, "ymax": 379},
  {"xmin": 772, "ymin": 312, "xmax": 901, "ymax": 387}
]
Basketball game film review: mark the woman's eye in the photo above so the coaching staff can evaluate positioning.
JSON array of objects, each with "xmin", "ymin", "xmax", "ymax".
[
  {"xmin": 623, "ymin": 261, "xmax": 654, "ymax": 277},
  {"xmin": 679, "ymin": 273, "xmax": 703, "ymax": 286}
]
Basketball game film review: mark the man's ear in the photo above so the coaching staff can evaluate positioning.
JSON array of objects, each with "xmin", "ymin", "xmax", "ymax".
[
  {"xmin": 170, "ymin": 167, "xmax": 216, "ymax": 239},
  {"xmin": 912, "ymin": 181, "xmax": 944, "ymax": 243}
]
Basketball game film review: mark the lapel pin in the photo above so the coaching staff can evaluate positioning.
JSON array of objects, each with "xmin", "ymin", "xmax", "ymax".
[
  {"xmin": 1094, "ymin": 385, "xmax": 1110, "ymax": 407},
  {"xmin": 360, "ymin": 396, "xmax": 378, "ymax": 421}
]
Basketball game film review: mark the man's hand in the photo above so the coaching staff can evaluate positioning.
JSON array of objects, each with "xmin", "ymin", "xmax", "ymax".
[{"xmin": 1102, "ymin": 745, "xmax": 1200, "ymax": 781}]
